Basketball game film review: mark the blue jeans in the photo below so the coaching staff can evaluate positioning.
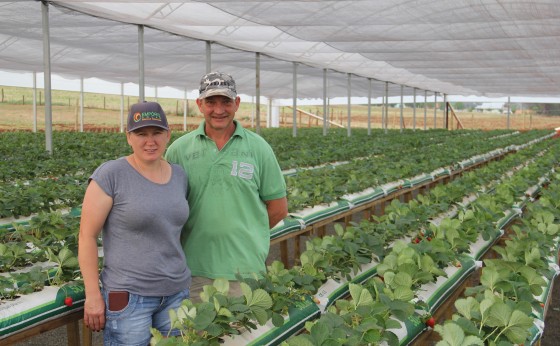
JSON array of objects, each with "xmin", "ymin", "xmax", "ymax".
[{"xmin": 102, "ymin": 287, "xmax": 189, "ymax": 346}]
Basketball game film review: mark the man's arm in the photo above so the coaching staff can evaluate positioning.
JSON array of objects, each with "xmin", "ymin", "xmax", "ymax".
[{"xmin": 265, "ymin": 196, "xmax": 288, "ymax": 229}]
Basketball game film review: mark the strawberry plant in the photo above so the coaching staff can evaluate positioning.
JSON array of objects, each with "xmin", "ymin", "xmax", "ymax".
[
  {"xmin": 377, "ymin": 240, "xmax": 447, "ymax": 295},
  {"xmin": 238, "ymin": 260, "xmax": 320, "ymax": 325},
  {"xmin": 302, "ymin": 224, "xmax": 381, "ymax": 282},
  {"xmin": 437, "ymin": 291, "xmax": 535, "ymax": 345},
  {"xmin": 282, "ymin": 282, "xmax": 412, "ymax": 346},
  {"xmin": 151, "ymin": 279, "xmax": 273, "ymax": 345},
  {"xmin": 45, "ymin": 247, "xmax": 80, "ymax": 286}
]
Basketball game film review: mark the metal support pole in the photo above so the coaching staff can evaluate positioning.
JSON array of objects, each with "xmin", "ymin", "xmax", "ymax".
[
  {"xmin": 347, "ymin": 73, "xmax": 351, "ymax": 137},
  {"xmin": 120, "ymin": 82, "xmax": 125, "ymax": 132},
  {"xmin": 138, "ymin": 25, "xmax": 145, "ymax": 102},
  {"xmin": 399, "ymin": 85, "xmax": 404, "ymax": 133},
  {"xmin": 323, "ymin": 68, "xmax": 328, "ymax": 136},
  {"xmin": 413, "ymin": 88, "xmax": 417, "ymax": 131},
  {"xmin": 206, "ymin": 41, "xmax": 211, "ymax": 73},
  {"xmin": 384, "ymin": 81, "xmax": 388, "ymax": 134},
  {"xmin": 433, "ymin": 92, "xmax": 438, "ymax": 129},
  {"xmin": 443, "ymin": 93, "xmax": 447, "ymax": 129},
  {"xmin": 255, "ymin": 52, "xmax": 261, "ymax": 134},
  {"xmin": 507, "ymin": 96, "xmax": 511, "ymax": 130},
  {"xmin": 292, "ymin": 62, "xmax": 297, "ymax": 137},
  {"xmin": 79, "ymin": 77, "xmax": 84, "ymax": 132},
  {"xmin": 367, "ymin": 78, "xmax": 372, "ymax": 136},
  {"xmin": 41, "ymin": 1, "xmax": 52, "ymax": 154},
  {"xmin": 424, "ymin": 90, "xmax": 427, "ymax": 130},
  {"xmin": 251, "ymin": 96, "xmax": 255, "ymax": 128},
  {"xmin": 183, "ymin": 88, "xmax": 188, "ymax": 131},
  {"xmin": 33, "ymin": 71, "xmax": 37, "ymax": 133}
]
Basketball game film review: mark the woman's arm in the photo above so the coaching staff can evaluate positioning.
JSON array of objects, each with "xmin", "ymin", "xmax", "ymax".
[{"xmin": 78, "ymin": 180, "xmax": 113, "ymax": 332}]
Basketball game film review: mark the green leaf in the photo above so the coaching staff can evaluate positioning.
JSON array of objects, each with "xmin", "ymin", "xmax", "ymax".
[
  {"xmin": 391, "ymin": 286, "xmax": 414, "ymax": 302},
  {"xmin": 272, "ymin": 312, "xmax": 285, "ymax": 327},
  {"xmin": 486, "ymin": 302, "xmax": 511, "ymax": 327},
  {"xmin": 480, "ymin": 268, "xmax": 500, "ymax": 291},
  {"xmin": 454, "ymin": 297, "xmax": 478, "ymax": 320},
  {"xmin": 502, "ymin": 310, "xmax": 534, "ymax": 344},
  {"xmin": 252, "ymin": 306, "xmax": 270, "ymax": 325},
  {"xmin": 247, "ymin": 288, "xmax": 273, "ymax": 310},
  {"xmin": 349, "ymin": 283, "xmax": 373, "ymax": 307},
  {"xmin": 434, "ymin": 322, "xmax": 465, "ymax": 346},
  {"xmin": 213, "ymin": 278, "xmax": 230, "ymax": 295},
  {"xmin": 310, "ymin": 322, "xmax": 330, "ymax": 345}
]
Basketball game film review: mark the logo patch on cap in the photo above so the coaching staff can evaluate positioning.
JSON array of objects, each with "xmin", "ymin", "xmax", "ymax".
[{"xmin": 134, "ymin": 111, "xmax": 162, "ymax": 122}]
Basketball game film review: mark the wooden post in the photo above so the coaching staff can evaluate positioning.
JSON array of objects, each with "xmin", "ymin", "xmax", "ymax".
[
  {"xmin": 66, "ymin": 320, "xmax": 80, "ymax": 346},
  {"xmin": 83, "ymin": 321, "xmax": 93, "ymax": 346},
  {"xmin": 280, "ymin": 241, "xmax": 289, "ymax": 267}
]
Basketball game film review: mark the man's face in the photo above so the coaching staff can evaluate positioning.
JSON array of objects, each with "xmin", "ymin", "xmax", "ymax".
[{"xmin": 197, "ymin": 95, "xmax": 240, "ymax": 132}]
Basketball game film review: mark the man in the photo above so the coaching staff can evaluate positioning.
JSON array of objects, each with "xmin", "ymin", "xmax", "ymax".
[{"xmin": 165, "ymin": 71, "xmax": 288, "ymax": 299}]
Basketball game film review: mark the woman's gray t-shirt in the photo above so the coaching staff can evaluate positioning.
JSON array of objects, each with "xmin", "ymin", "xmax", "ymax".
[{"xmin": 90, "ymin": 157, "xmax": 191, "ymax": 296}]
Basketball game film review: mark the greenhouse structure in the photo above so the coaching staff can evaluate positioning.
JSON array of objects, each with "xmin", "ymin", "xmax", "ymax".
[{"xmin": 1, "ymin": 1, "xmax": 560, "ymax": 346}]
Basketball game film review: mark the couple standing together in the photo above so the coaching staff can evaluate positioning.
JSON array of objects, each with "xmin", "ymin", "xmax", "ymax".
[{"xmin": 78, "ymin": 72, "xmax": 288, "ymax": 345}]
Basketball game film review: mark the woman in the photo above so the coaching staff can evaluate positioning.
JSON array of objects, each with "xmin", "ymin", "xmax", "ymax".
[{"xmin": 78, "ymin": 101, "xmax": 191, "ymax": 345}]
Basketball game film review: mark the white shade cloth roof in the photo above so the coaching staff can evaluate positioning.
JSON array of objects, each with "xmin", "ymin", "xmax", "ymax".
[{"xmin": 1, "ymin": 0, "xmax": 559, "ymax": 100}]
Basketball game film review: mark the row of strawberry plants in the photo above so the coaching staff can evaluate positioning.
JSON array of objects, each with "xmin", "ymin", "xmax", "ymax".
[
  {"xmin": 0, "ymin": 134, "xmax": 524, "ymax": 303},
  {"xmin": 285, "ymin": 130, "xmax": 553, "ymax": 211},
  {"xmin": 261, "ymin": 128, "xmax": 514, "ymax": 170},
  {"xmin": 434, "ymin": 178, "xmax": 560, "ymax": 345},
  {"xmin": 278, "ymin": 139, "xmax": 559, "ymax": 345},
  {"xmin": 1, "ymin": 132, "xmax": 552, "ymax": 280},
  {"xmin": 1, "ymin": 132, "xmax": 554, "ymax": 294},
  {"xmin": 0, "ymin": 129, "xmax": 550, "ymax": 219},
  {"xmin": 284, "ymin": 193, "xmax": 553, "ymax": 346},
  {"xmin": 0, "ymin": 132, "xmax": 554, "ymax": 338},
  {"xmin": 148, "ymin": 136, "xmax": 559, "ymax": 345}
]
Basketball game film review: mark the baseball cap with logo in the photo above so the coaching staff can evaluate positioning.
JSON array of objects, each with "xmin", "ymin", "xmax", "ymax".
[
  {"xmin": 198, "ymin": 71, "xmax": 237, "ymax": 100},
  {"xmin": 127, "ymin": 101, "xmax": 169, "ymax": 132}
]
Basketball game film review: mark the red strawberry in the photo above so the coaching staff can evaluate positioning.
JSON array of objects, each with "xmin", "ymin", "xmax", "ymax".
[
  {"xmin": 426, "ymin": 317, "xmax": 435, "ymax": 328},
  {"xmin": 64, "ymin": 297, "xmax": 73, "ymax": 307}
]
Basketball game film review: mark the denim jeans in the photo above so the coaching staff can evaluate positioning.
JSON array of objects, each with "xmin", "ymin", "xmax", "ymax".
[{"xmin": 102, "ymin": 287, "xmax": 189, "ymax": 346}]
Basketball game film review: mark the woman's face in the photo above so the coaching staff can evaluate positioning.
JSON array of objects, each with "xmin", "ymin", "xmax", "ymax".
[{"xmin": 126, "ymin": 126, "xmax": 170, "ymax": 161}]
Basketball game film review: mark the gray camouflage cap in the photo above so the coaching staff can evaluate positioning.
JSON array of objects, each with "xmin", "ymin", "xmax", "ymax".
[{"xmin": 198, "ymin": 71, "xmax": 237, "ymax": 100}]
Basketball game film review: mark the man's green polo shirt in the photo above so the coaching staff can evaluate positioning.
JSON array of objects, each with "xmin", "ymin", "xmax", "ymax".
[{"xmin": 165, "ymin": 120, "xmax": 287, "ymax": 280}]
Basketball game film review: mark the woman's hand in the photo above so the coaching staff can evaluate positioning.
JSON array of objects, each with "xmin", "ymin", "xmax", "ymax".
[{"xmin": 84, "ymin": 291, "xmax": 105, "ymax": 332}]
